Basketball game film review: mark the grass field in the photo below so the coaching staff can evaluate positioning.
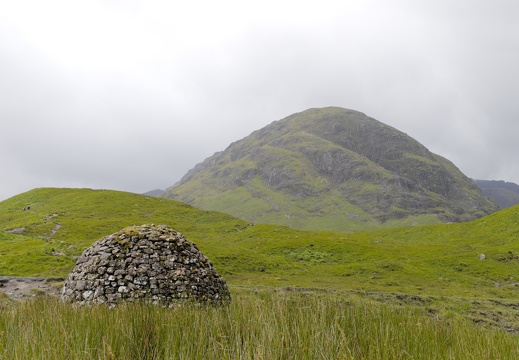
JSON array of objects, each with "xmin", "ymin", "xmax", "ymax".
[
  {"xmin": 1, "ymin": 289, "xmax": 518, "ymax": 359},
  {"xmin": 1, "ymin": 188, "xmax": 519, "ymax": 358},
  {"xmin": 1, "ymin": 188, "xmax": 518, "ymax": 299}
]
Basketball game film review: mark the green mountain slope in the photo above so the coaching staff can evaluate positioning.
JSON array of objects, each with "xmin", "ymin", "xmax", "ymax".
[
  {"xmin": 163, "ymin": 107, "xmax": 498, "ymax": 231},
  {"xmin": 1, "ymin": 188, "xmax": 518, "ymax": 302}
]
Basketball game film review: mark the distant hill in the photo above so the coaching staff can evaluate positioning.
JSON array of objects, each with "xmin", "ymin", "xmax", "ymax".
[
  {"xmin": 162, "ymin": 107, "xmax": 498, "ymax": 231},
  {"xmin": 142, "ymin": 189, "xmax": 164, "ymax": 197},
  {"xmin": 473, "ymin": 180, "xmax": 519, "ymax": 209}
]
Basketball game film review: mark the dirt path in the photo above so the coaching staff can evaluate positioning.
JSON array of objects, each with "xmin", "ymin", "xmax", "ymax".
[{"xmin": 0, "ymin": 277, "xmax": 63, "ymax": 300}]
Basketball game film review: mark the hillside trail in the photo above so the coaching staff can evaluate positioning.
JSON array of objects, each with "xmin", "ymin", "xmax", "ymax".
[{"xmin": 0, "ymin": 277, "xmax": 63, "ymax": 300}]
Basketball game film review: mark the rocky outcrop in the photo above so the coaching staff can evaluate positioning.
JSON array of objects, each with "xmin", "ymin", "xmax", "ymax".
[{"xmin": 61, "ymin": 224, "xmax": 230, "ymax": 306}]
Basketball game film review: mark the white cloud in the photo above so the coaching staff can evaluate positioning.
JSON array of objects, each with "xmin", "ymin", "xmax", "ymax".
[{"xmin": 1, "ymin": 0, "xmax": 518, "ymax": 200}]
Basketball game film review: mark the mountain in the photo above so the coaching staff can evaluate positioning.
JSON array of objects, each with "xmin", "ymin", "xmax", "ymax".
[
  {"xmin": 162, "ymin": 107, "xmax": 498, "ymax": 231},
  {"xmin": 142, "ymin": 189, "xmax": 164, "ymax": 196},
  {"xmin": 473, "ymin": 180, "xmax": 519, "ymax": 209}
]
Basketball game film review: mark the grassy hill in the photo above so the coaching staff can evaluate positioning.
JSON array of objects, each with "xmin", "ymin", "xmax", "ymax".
[
  {"xmin": 2, "ymin": 187, "xmax": 519, "ymax": 348},
  {"xmin": 163, "ymin": 107, "xmax": 498, "ymax": 231},
  {"xmin": 1, "ymin": 187, "xmax": 518, "ymax": 301},
  {"xmin": 0, "ymin": 188, "xmax": 245, "ymax": 277}
]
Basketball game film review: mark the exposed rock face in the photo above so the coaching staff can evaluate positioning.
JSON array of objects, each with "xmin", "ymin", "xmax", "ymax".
[{"xmin": 61, "ymin": 224, "xmax": 230, "ymax": 306}]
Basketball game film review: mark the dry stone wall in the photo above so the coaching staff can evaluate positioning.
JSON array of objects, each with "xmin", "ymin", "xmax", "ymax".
[{"xmin": 62, "ymin": 224, "xmax": 230, "ymax": 306}]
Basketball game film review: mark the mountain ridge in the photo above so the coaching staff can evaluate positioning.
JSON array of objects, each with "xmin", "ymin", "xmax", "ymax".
[
  {"xmin": 163, "ymin": 107, "xmax": 498, "ymax": 231},
  {"xmin": 474, "ymin": 179, "xmax": 519, "ymax": 209}
]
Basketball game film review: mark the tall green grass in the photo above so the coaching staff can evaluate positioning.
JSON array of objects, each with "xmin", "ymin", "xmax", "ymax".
[{"xmin": 0, "ymin": 291, "xmax": 517, "ymax": 359}]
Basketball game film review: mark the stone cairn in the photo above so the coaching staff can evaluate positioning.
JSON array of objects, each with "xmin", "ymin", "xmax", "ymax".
[{"xmin": 62, "ymin": 224, "xmax": 230, "ymax": 306}]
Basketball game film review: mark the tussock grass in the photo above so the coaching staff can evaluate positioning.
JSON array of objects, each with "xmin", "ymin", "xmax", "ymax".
[{"xmin": 0, "ymin": 291, "xmax": 517, "ymax": 359}]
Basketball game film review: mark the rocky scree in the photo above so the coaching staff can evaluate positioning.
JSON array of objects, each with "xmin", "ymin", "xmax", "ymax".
[{"xmin": 61, "ymin": 224, "xmax": 230, "ymax": 306}]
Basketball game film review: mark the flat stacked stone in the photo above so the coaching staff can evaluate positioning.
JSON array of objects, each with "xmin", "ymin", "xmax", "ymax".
[{"xmin": 61, "ymin": 224, "xmax": 230, "ymax": 306}]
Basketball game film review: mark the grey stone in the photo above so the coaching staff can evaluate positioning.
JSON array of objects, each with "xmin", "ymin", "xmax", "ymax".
[
  {"xmin": 75, "ymin": 280, "xmax": 86, "ymax": 291},
  {"xmin": 61, "ymin": 224, "xmax": 230, "ymax": 306},
  {"xmin": 82, "ymin": 290, "xmax": 93, "ymax": 300},
  {"xmin": 99, "ymin": 252, "xmax": 112, "ymax": 260}
]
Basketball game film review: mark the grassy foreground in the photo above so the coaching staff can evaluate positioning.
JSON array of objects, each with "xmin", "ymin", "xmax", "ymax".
[
  {"xmin": 2, "ymin": 187, "xmax": 519, "ymax": 353},
  {"xmin": 0, "ymin": 290, "xmax": 517, "ymax": 360}
]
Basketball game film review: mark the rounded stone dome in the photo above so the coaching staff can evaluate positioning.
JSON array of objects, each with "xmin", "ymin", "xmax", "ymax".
[{"xmin": 61, "ymin": 224, "xmax": 230, "ymax": 306}]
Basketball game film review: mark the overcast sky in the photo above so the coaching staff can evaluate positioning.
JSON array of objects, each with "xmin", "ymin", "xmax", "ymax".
[{"xmin": 1, "ymin": 0, "xmax": 518, "ymax": 201}]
